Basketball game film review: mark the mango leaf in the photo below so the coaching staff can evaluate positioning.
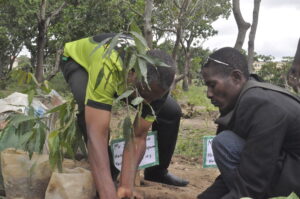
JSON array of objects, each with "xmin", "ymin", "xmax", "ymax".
[
  {"xmin": 9, "ymin": 114, "xmax": 37, "ymax": 128},
  {"xmin": 89, "ymin": 37, "xmax": 112, "ymax": 57},
  {"xmin": 131, "ymin": 97, "xmax": 144, "ymax": 106},
  {"xmin": 130, "ymin": 31, "xmax": 148, "ymax": 54},
  {"xmin": 28, "ymin": 72, "xmax": 39, "ymax": 86},
  {"xmin": 46, "ymin": 102, "xmax": 67, "ymax": 114},
  {"xmin": 27, "ymin": 89, "xmax": 35, "ymax": 105},
  {"xmin": 103, "ymin": 32, "xmax": 123, "ymax": 58},
  {"xmin": 37, "ymin": 122, "xmax": 47, "ymax": 153},
  {"xmin": 269, "ymin": 192, "xmax": 300, "ymax": 199},
  {"xmin": 130, "ymin": 21, "xmax": 143, "ymax": 34},
  {"xmin": 94, "ymin": 67, "xmax": 105, "ymax": 91},
  {"xmin": 138, "ymin": 58, "xmax": 149, "ymax": 86},
  {"xmin": 123, "ymin": 116, "xmax": 133, "ymax": 142},
  {"xmin": 127, "ymin": 53, "xmax": 137, "ymax": 72},
  {"xmin": 115, "ymin": 90, "xmax": 134, "ymax": 102}
]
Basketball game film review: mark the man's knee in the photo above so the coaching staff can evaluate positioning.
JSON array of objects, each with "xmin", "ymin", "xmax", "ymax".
[{"xmin": 212, "ymin": 130, "xmax": 245, "ymax": 158}]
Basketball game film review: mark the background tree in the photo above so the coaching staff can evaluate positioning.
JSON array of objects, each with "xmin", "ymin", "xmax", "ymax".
[
  {"xmin": 232, "ymin": 0, "xmax": 250, "ymax": 50},
  {"xmin": 287, "ymin": 38, "xmax": 300, "ymax": 92},
  {"xmin": 233, "ymin": 0, "xmax": 261, "ymax": 72},
  {"xmin": 153, "ymin": 0, "xmax": 231, "ymax": 90}
]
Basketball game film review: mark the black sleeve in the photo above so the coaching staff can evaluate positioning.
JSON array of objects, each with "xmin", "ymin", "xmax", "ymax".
[
  {"xmin": 222, "ymin": 89, "xmax": 288, "ymax": 199},
  {"xmin": 197, "ymin": 175, "xmax": 229, "ymax": 199}
]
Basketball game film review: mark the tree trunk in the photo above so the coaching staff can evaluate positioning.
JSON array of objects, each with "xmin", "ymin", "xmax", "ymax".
[
  {"xmin": 144, "ymin": 0, "xmax": 153, "ymax": 49},
  {"xmin": 287, "ymin": 38, "xmax": 300, "ymax": 92},
  {"xmin": 45, "ymin": 49, "xmax": 63, "ymax": 81},
  {"xmin": 247, "ymin": 0, "xmax": 261, "ymax": 73},
  {"xmin": 232, "ymin": 0, "xmax": 251, "ymax": 51},
  {"xmin": 182, "ymin": 51, "xmax": 191, "ymax": 91},
  {"xmin": 35, "ymin": 0, "xmax": 66, "ymax": 82},
  {"xmin": 35, "ymin": 0, "xmax": 47, "ymax": 82}
]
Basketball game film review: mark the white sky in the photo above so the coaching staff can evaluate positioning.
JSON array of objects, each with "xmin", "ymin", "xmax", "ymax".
[{"xmin": 203, "ymin": 0, "xmax": 300, "ymax": 61}]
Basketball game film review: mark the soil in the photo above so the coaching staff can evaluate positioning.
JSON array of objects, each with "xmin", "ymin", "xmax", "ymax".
[{"xmin": 136, "ymin": 156, "xmax": 219, "ymax": 199}]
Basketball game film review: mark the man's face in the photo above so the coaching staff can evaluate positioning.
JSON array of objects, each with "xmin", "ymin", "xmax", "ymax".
[
  {"xmin": 137, "ymin": 82, "xmax": 167, "ymax": 104},
  {"xmin": 201, "ymin": 66, "xmax": 244, "ymax": 113}
]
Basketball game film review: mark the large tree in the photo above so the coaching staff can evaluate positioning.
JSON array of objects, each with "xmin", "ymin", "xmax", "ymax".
[
  {"xmin": 153, "ymin": 0, "xmax": 231, "ymax": 90},
  {"xmin": 0, "ymin": 0, "xmax": 136, "ymax": 82}
]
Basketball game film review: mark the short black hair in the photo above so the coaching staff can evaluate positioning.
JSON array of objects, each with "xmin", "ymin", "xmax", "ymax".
[
  {"xmin": 202, "ymin": 47, "xmax": 249, "ymax": 78},
  {"xmin": 145, "ymin": 49, "xmax": 176, "ymax": 90}
]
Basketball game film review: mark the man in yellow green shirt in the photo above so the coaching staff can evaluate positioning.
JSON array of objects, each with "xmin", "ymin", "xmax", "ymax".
[{"xmin": 61, "ymin": 33, "xmax": 188, "ymax": 199}]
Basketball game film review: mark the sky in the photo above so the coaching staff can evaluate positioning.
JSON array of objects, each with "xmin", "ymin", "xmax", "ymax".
[{"xmin": 203, "ymin": 0, "xmax": 300, "ymax": 61}]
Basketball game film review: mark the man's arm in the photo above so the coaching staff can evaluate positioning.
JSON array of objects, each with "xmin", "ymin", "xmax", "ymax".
[
  {"xmin": 117, "ymin": 115, "xmax": 152, "ymax": 198},
  {"xmin": 85, "ymin": 106, "xmax": 118, "ymax": 199}
]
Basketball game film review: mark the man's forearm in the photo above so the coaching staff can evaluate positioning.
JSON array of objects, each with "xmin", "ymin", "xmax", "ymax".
[
  {"xmin": 119, "ymin": 135, "xmax": 147, "ymax": 189},
  {"xmin": 87, "ymin": 134, "xmax": 117, "ymax": 198}
]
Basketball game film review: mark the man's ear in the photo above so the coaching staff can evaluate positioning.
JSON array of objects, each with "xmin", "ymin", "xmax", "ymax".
[
  {"xmin": 127, "ymin": 70, "xmax": 137, "ymax": 84},
  {"xmin": 231, "ymin": 69, "xmax": 245, "ymax": 84}
]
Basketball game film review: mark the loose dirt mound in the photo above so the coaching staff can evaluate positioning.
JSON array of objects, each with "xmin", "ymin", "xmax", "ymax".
[{"xmin": 137, "ymin": 155, "xmax": 219, "ymax": 199}]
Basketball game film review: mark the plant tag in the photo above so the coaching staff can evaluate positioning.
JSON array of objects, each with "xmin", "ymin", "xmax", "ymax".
[
  {"xmin": 110, "ymin": 131, "xmax": 159, "ymax": 171},
  {"xmin": 202, "ymin": 136, "xmax": 217, "ymax": 168}
]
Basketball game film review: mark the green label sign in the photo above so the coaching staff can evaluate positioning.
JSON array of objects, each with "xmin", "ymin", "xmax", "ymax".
[
  {"xmin": 110, "ymin": 131, "xmax": 159, "ymax": 171},
  {"xmin": 202, "ymin": 136, "xmax": 217, "ymax": 168}
]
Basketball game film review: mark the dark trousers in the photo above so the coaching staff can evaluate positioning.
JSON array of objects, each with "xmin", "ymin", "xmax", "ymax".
[{"xmin": 60, "ymin": 59, "xmax": 181, "ymax": 176}]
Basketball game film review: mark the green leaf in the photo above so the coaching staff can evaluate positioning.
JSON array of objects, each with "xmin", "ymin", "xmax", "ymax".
[
  {"xmin": 46, "ymin": 102, "xmax": 67, "ymax": 114},
  {"xmin": 27, "ymin": 89, "xmax": 35, "ymax": 105},
  {"xmin": 103, "ymin": 32, "xmax": 123, "ymax": 58},
  {"xmin": 89, "ymin": 37, "xmax": 112, "ymax": 57},
  {"xmin": 123, "ymin": 116, "xmax": 133, "ymax": 142},
  {"xmin": 138, "ymin": 58, "xmax": 148, "ymax": 85},
  {"xmin": 9, "ymin": 114, "xmax": 37, "ymax": 128},
  {"xmin": 127, "ymin": 53, "xmax": 137, "ymax": 72},
  {"xmin": 131, "ymin": 97, "xmax": 144, "ymax": 106},
  {"xmin": 94, "ymin": 67, "xmax": 105, "ymax": 91},
  {"xmin": 269, "ymin": 192, "xmax": 300, "ymax": 199},
  {"xmin": 130, "ymin": 31, "xmax": 148, "ymax": 54},
  {"xmin": 129, "ymin": 21, "xmax": 142, "ymax": 35},
  {"xmin": 115, "ymin": 90, "xmax": 134, "ymax": 102}
]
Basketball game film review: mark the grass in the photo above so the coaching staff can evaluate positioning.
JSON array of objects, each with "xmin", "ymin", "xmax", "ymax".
[
  {"xmin": 174, "ymin": 84, "xmax": 218, "ymax": 159},
  {"xmin": 175, "ymin": 127, "xmax": 215, "ymax": 159}
]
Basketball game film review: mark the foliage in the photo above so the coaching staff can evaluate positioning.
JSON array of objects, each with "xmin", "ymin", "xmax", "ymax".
[
  {"xmin": 256, "ymin": 60, "xmax": 292, "ymax": 88},
  {"xmin": 0, "ymin": 107, "xmax": 48, "ymax": 159},
  {"xmin": 174, "ymin": 84, "xmax": 217, "ymax": 112},
  {"xmin": 47, "ymin": 99, "xmax": 86, "ymax": 172},
  {"xmin": 0, "ymin": 70, "xmax": 85, "ymax": 172},
  {"xmin": 152, "ymin": 0, "xmax": 231, "ymax": 90},
  {"xmin": 0, "ymin": 0, "xmax": 139, "ymax": 81},
  {"xmin": 269, "ymin": 192, "xmax": 299, "ymax": 199},
  {"xmin": 241, "ymin": 192, "xmax": 299, "ymax": 199}
]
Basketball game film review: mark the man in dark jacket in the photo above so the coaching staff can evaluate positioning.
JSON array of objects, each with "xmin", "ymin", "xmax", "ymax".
[{"xmin": 197, "ymin": 47, "xmax": 300, "ymax": 199}]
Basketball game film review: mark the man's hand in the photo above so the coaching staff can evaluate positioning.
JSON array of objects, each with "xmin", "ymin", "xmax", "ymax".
[{"xmin": 117, "ymin": 186, "xmax": 144, "ymax": 199}]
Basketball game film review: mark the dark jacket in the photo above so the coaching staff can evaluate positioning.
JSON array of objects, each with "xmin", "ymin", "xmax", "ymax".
[{"xmin": 199, "ymin": 80, "xmax": 300, "ymax": 199}]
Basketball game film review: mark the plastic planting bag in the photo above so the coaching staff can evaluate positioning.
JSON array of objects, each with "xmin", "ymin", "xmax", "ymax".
[
  {"xmin": 45, "ymin": 167, "xmax": 96, "ymax": 199},
  {"xmin": 1, "ymin": 148, "xmax": 52, "ymax": 199}
]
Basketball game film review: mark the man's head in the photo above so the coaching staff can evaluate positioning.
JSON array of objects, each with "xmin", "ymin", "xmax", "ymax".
[
  {"xmin": 134, "ymin": 49, "xmax": 176, "ymax": 103},
  {"xmin": 201, "ymin": 47, "xmax": 249, "ymax": 113}
]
